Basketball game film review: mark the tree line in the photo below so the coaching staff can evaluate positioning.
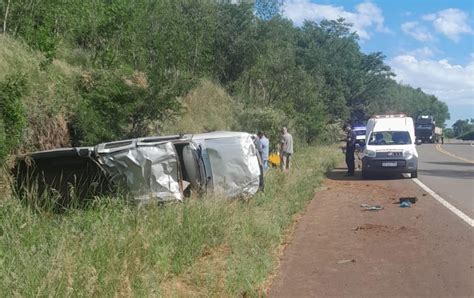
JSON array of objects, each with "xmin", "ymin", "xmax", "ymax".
[{"xmin": 0, "ymin": 0, "xmax": 450, "ymax": 156}]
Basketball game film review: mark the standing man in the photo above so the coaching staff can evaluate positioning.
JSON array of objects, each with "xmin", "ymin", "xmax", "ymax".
[
  {"xmin": 344, "ymin": 124, "xmax": 356, "ymax": 176},
  {"xmin": 258, "ymin": 131, "xmax": 270, "ymax": 171},
  {"xmin": 280, "ymin": 127, "xmax": 293, "ymax": 171},
  {"xmin": 253, "ymin": 134, "xmax": 263, "ymax": 160},
  {"xmin": 252, "ymin": 134, "xmax": 265, "ymax": 190}
]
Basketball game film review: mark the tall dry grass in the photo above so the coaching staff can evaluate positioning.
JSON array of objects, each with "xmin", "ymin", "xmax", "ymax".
[
  {"xmin": 160, "ymin": 79, "xmax": 239, "ymax": 135},
  {"xmin": 0, "ymin": 146, "xmax": 341, "ymax": 296}
]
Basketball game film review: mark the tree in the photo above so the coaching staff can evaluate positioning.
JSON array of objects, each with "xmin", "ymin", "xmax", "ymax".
[
  {"xmin": 70, "ymin": 70, "xmax": 192, "ymax": 145},
  {"xmin": 255, "ymin": 0, "xmax": 283, "ymax": 20},
  {"xmin": 452, "ymin": 119, "xmax": 473, "ymax": 137}
]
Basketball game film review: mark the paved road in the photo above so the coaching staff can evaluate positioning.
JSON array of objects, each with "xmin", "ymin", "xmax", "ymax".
[
  {"xmin": 417, "ymin": 143, "xmax": 474, "ymax": 218},
  {"xmin": 269, "ymin": 149, "xmax": 474, "ymax": 297}
]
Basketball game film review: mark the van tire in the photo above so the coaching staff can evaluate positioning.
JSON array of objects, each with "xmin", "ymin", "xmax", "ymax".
[{"xmin": 411, "ymin": 171, "xmax": 418, "ymax": 178}]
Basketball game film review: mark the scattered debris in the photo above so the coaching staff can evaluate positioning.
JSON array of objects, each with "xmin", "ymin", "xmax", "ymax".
[
  {"xmin": 360, "ymin": 203, "xmax": 384, "ymax": 211},
  {"xmin": 400, "ymin": 197, "xmax": 417, "ymax": 204},
  {"xmin": 400, "ymin": 201, "xmax": 412, "ymax": 208},
  {"xmin": 337, "ymin": 259, "xmax": 356, "ymax": 264},
  {"xmin": 352, "ymin": 223, "xmax": 408, "ymax": 233}
]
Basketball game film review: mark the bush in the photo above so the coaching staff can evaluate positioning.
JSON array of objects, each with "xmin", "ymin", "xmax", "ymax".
[
  {"xmin": 318, "ymin": 120, "xmax": 346, "ymax": 144},
  {"xmin": 160, "ymin": 79, "xmax": 238, "ymax": 134},
  {"xmin": 70, "ymin": 70, "xmax": 191, "ymax": 145},
  {"xmin": 459, "ymin": 130, "xmax": 474, "ymax": 141},
  {"xmin": 0, "ymin": 75, "xmax": 28, "ymax": 163},
  {"xmin": 237, "ymin": 107, "xmax": 293, "ymax": 149}
]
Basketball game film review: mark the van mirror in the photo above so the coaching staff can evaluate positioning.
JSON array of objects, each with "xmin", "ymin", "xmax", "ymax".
[{"xmin": 415, "ymin": 139, "xmax": 422, "ymax": 145}]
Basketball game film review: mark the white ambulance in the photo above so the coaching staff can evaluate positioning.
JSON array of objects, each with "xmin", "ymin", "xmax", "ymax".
[{"xmin": 362, "ymin": 114, "xmax": 418, "ymax": 179}]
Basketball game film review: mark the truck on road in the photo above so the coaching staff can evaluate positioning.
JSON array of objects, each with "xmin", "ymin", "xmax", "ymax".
[
  {"xmin": 415, "ymin": 115, "xmax": 443, "ymax": 143},
  {"xmin": 415, "ymin": 115, "xmax": 436, "ymax": 143}
]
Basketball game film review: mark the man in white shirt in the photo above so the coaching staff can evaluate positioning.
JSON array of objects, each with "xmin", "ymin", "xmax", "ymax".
[{"xmin": 279, "ymin": 127, "xmax": 293, "ymax": 171}]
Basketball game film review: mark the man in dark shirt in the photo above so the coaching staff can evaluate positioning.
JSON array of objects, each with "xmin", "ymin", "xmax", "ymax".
[{"xmin": 344, "ymin": 124, "xmax": 356, "ymax": 176}]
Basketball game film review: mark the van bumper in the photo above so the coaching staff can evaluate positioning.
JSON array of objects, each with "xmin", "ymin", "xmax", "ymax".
[{"xmin": 362, "ymin": 156, "xmax": 418, "ymax": 174}]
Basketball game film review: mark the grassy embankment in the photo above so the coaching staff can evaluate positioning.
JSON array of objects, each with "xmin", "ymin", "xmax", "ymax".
[
  {"xmin": 0, "ymin": 146, "xmax": 341, "ymax": 296},
  {"xmin": 0, "ymin": 34, "xmax": 343, "ymax": 296}
]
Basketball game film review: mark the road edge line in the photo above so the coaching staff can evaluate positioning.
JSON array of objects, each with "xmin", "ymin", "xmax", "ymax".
[
  {"xmin": 435, "ymin": 144, "xmax": 474, "ymax": 164},
  {"xmin": 412, "ymin": 178, "xmax": 474, "ymax": 227}
]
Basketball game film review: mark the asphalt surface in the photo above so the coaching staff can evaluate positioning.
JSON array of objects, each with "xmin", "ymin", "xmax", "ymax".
[
  {"xmin": 417, "ymin": 143, "xmax": 474, "ymax": 218},
  {"xmin": 269, "ymin": 147, "xmax": 474, "ymax": 297}
]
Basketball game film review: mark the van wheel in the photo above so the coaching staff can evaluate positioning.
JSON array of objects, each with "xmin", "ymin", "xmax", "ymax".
[{"xmin": 411, "ymin": 171, "xmax": 418, "ymax": 178}]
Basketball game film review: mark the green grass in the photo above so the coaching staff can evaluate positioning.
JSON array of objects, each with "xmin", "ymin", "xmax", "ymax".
[
  {"xmin": 0, "ymin": 146, "xmax": 341, "ymax": 296},
  {"xmin": 0, "ymin": 35, "xmax": 81, "ymax": 153}
]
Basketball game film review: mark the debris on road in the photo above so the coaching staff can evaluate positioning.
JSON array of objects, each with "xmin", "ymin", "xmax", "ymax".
[
  {"xmin": 400, "ymin": 197, "xmax": 417, "ymax": 204},
  {"xmin": 352, "ymin": 224, "xmax": 407, "ymax": 233},
  {"xmin": 360, "ymin": 203, "xmax": 384, "ymax": 211},
  {"xmin": 337, "ymin": 259, "xmax": 356, "ymax": 264},
  {"xmin": 400, "ymin": 201, "xmax": 412, "ymax": 208}
]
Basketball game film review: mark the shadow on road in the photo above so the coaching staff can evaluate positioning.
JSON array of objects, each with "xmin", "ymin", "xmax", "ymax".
[
  {"xmin": 327, "ymin": 168, "xmax": 405, "ymax": 181},
  {"xmin": 441, "ymin": 142, "xmax": 474, "ymax": 146},
  {"xmin": 326, "ymin": 168, "xmax": 361, "ymax": 181},
  {"xmin": 425, "ymin": 161, "xmax": 473, "ymax": 167},
  {"xmin": 419, "ymin": 168, "xmax": 474, "ymax": 179}
]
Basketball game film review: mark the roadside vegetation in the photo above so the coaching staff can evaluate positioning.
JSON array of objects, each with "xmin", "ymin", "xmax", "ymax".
[
  {"xmin": 444, "ymin": 119, "xmax": 474, "ymax": 140},
  {"xmin": 1, "ymin": 146, "xmax": 341, "ymax": 296},
  {"xmin": 0, "ymin": 1, "xmax": 449, "ymax": 165},
  {"xmin": 0, "ymin": 1, "xmax": 451, "ymax": 295}
]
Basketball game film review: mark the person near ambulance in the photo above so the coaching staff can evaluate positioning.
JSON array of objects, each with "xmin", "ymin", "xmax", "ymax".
[{"xmin": 343, "ymin": 124, "xmax": 356, "ymax": 176}]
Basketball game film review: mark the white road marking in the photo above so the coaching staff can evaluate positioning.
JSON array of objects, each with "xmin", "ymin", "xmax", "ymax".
[{"xmin": 413, "ymin": 178, "xmax": 474, "ymax": 227}]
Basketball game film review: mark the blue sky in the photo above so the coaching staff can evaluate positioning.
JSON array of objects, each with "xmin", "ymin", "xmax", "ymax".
[{"xmin": 282, "ymin": 0, "xmax": 474, "ymax": 126}]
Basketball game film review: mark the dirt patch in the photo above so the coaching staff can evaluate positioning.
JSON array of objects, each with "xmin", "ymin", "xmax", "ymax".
[{"xmin": 352, "ymin": 223, "xmax": 408, "ymax": 233}]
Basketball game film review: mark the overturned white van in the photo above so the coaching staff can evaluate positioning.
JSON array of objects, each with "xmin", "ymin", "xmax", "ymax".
[
  {"xmin": 15, "ymin": 132, "xmax": 263, "ymax": 205},
  {"xmin": 362, "ymin": 115, "xmax": 418, "ymax": 179}
]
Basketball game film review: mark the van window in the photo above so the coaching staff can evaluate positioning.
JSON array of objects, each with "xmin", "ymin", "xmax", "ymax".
[{"xmin": 368, "ymin": 131, "xmax": 411, "ymax": 145}]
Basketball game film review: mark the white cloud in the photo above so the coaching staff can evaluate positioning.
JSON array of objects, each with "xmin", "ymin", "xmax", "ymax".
[
  {"xmin": 389, "ymin": 55, "xmax": 474, "ymax": 106},
  {"xmin": 401, "ymin": 21, "xmax": 434, "ymax": 42},
  {"xmin": 422, "ymin": 14, "xmax": 436, "ymax": 21},
  {"xmin": 423, "ymin": 8, "xmax": 473, "ymax": 42},
  {"xmin": 405, "ymin": 46, "xmax": 440, "ymax": 59},
  {"xmin": 282, "ymin": 0, "xmax": 389, "ymax": 39}
]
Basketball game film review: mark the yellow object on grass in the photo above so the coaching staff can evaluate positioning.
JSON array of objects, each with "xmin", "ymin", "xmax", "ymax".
[{"xmin": 268, "ymin": 152, "xmax": 281, "ymax": 166}]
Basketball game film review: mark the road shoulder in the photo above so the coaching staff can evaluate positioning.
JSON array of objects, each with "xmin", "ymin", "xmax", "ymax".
[{"xmin": 269, "ymin": 169, "xmax": 473, "ymax": 297}]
